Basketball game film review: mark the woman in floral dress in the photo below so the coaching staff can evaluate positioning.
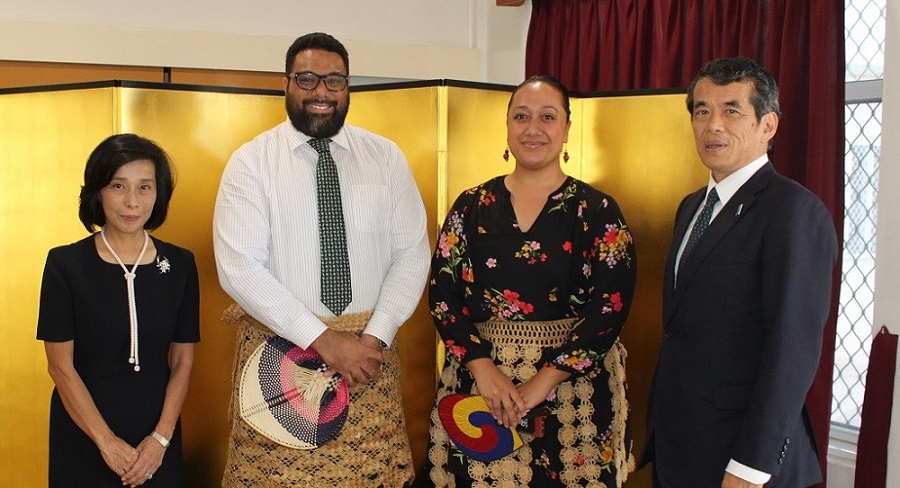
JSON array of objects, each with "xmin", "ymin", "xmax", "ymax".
[{"xmin": 427, "ymin": 75, "xmax": 637, "ymax": 487}]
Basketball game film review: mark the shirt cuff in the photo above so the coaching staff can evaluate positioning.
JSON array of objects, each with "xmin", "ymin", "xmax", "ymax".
[
  {"xmin": 362, "ymin": 310, "xmax": 398, "ymax": 348},
  {"xmin": 287, "ymin": 313, "xmax": 329, "ymax": 350},
  {"xmin": 726, "ymin": 459, "xmax": 771, "ymax": 485}
]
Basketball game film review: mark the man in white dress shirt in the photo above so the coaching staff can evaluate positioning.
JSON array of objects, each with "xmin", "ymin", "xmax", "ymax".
[{"xmin": 213, "ymin": 32, "xmax": 429, "ymax": 487}]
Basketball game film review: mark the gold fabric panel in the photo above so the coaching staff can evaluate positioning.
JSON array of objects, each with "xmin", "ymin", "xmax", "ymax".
[
  {"xmin": 346, "ymin": 86, "xmax": 442, "ymax": 480},
  {"xmin": 0, "ymin": 88, "xmax": 118, "ymax": 487},
  {"xmin": 117, "ymin": 87, "xmax": 287, "ymax": 485}
]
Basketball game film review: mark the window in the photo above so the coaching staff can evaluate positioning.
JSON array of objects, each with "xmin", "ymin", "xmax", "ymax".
[{"xmin": 832, "ymin": 0, "xmax": 885, "ymax": 431}]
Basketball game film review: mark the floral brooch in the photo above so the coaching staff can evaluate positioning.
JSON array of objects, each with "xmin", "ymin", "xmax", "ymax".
[{"xmin": 156, "ymin": 256, "xmax": 171, "ymax": 274}]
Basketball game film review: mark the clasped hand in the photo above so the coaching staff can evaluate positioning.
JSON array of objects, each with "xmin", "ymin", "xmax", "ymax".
[
  {"xmin": 312, "ymin": 330, "xmax": 384, "ymax": 387},
  {"xmin": 100, "ymin": 433, "xmax": 164, "ymax": 487},
  {"xmin": 467, "ymin": 359, "xmax": 569, "ymax": 428},
  {"xmin": 466, "ymin": 359, "xmax": 542, "ymax": 428}
]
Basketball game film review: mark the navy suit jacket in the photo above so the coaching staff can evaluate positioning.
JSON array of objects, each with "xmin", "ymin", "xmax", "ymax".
[{"xmin": 640, "ymin": 163, "xmax": 838, "ymax": 487}]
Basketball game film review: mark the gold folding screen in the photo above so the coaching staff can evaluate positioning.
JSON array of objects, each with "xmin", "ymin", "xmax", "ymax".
[
  {"xmin": 0, "ymin": 81, "xmax": 704, "ymax": 487},
  {"xmin": 0, "ymin": 87, "xmax": 117, "ymax": 488}
]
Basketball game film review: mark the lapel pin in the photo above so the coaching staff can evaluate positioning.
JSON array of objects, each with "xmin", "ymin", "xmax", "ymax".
[{"xmin": 735, "ymin": 204, "xmax": 744, "ymax": 216}]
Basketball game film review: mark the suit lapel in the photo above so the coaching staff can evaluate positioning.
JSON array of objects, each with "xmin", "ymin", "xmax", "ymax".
[{"xmin": 665, "ymin": 164, "xmax": 775, "ymax": 325}]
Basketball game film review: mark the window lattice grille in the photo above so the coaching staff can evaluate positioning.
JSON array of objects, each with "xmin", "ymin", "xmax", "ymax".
[
  {"xmin": 845, "ymin": 0, "xmax": 885, "ymax": 81},
  {"xmin": 832, "ymin": 0, "xmax": 884, "ymax": 430},
  {"xmin": 832, "ymin": 102, "xmax": 881, "ymax": 428}
]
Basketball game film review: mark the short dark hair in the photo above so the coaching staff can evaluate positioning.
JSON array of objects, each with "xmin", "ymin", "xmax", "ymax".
[
  {"xmin": 508, "ymin": 74, "xmax": 571, "ymax": 122},
  {"xmin": 78, "ymin": 133, "xmax": 175, "ymax": 232},
  {"xmin": 285, "ymin": 32, "xmax": 350, "ymax": 75},
  {"xmin": 686, "ymin": 57, "xmax": 782, "ymax": 122}
]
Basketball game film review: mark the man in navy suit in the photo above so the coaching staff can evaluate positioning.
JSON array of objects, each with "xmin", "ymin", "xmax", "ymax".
[{"xmin": 640, "ymin": 57, "xmax": 838, "ymax": 487}]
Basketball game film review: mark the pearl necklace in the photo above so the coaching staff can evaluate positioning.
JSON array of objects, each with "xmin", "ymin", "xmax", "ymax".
[{"xmin": 101, "ymin": 227, "xmax": 150, "ymax": 372}]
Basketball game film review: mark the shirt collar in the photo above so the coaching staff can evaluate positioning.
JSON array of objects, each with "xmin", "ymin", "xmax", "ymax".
[
  {"xmin": 706, "ymin": 154, "xmax": 768, "ymax": 206},
  {"xmin": 282, "ymin": 118, "xmax": 349, "ymax": 153}
]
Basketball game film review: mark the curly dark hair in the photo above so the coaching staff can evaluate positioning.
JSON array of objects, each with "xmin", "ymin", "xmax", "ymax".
[{"xmin": 285, "ymin": 32, "xmax": 350, "ymax": 75}]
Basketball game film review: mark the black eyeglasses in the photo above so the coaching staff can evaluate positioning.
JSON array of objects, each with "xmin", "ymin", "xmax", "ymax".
[{"xmin": 288, "ymin": 71, "xmax": 350, "ymax": 92}]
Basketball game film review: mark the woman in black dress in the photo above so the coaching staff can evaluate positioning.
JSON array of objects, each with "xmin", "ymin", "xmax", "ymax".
[
  {"xmin": 427, "ymin": 76, "xmax": 637, "ymax": 487},
  {"xmin": 37, "ymin": 134, "xmax": 199, "ymax": 487}
]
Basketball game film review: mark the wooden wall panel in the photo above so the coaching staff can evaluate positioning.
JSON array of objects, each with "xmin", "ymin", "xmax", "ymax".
[
  {"xmin": 0, "ymin": 60, "xmax": 163, "ymax": 88},
  {"xmin": 169, "ymin": 68, "xmax": 284, "ymax": 91},
  {"xmin": 0, "ymin": 60, "xmax": 283, "ymax": 91}
]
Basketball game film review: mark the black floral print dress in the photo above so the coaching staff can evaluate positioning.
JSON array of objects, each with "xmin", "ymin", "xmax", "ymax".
[{"xmin": 427, "ymin": 176, "xmax": 637, "ymax": 487}]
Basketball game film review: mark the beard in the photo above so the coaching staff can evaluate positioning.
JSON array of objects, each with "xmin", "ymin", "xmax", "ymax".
[{"xmin": 286, "ymin": 96, "xmax": 350, "ymax": 139}]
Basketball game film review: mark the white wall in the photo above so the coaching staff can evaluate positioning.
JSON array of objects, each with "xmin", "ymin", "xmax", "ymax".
[
  {"xmin": 875, "ymin": 1, "xmax": 900, "ymax": 487},
  {"xmin": 0, "ymin": 0, "xmax": 531, "ymax": 85}
]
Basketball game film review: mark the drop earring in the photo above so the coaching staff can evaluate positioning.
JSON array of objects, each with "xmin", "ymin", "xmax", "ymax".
[
  {"xmin": 503, "ymin": 147, "xmax": 510, "ymax": 162},
  {"xmin": 562, "ymin": 144, "xmax": 570, "ymax": 163}
]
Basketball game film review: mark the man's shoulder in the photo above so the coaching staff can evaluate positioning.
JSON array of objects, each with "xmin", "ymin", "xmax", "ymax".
[
  {"xmin": 735, "ymin": 163, "xmax": 819, "ymax": 205},
  {"xmin": 226, "ymin": 121, "xmax": 297, "ymax": 166},
  {"xmin": 748, "ymin": 168, "xmax": 834, "ymax": 233},
  {"xmin": 757, "ymin": 169, "xmax": 823, "ymax": 206},
  {"xmin": 241, "ymin": 120, "xmax": 292, "ymax": 149},
  {"xmin": 339, "ymin": 124, "xmax": 407, "ymax": 170},
  {"xmin": 342, "ymin": 124, "xmax": 400, "ymax": 149}
]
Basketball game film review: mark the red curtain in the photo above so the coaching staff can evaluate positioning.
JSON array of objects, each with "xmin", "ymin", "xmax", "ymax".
[{"xmin": 526, "ymin": 1, "xmax": 844, "ymax": 485}]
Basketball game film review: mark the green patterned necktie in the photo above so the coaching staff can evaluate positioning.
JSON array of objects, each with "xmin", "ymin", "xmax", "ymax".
[{"xmin": 310, "ymin": 138, "xmax": 351, "ymax": 315}]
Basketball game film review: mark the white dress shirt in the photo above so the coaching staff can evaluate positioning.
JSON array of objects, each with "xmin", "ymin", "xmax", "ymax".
[
  {"xmin": 674, "ymin": 153, "xmax": 772, "ymax": 485},
  {"xmin": 674, "ymin": 154, "xmax": 769, "ymax": 282},
  {"xmin": 213, "ymin": 119, "xmax": 430, "ymax": 349}
]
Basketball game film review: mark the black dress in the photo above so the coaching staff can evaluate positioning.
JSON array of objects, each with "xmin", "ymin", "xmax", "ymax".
[
  {"xmin": 37, "ymin": 235, "xmax": 200, "ymax": 487},
  {"xmin": 427, "ymin": 176, "xmax": 637, "ymax": 487}
]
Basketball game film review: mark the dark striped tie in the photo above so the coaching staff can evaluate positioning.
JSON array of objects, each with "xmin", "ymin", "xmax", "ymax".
[
  {"xmin": 310, "ymin": 138, "xmax": 351, "ymax": 315},
  {"xmin": 680, "ymin": 187, "xmax": 719, "ymax": 268}
]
